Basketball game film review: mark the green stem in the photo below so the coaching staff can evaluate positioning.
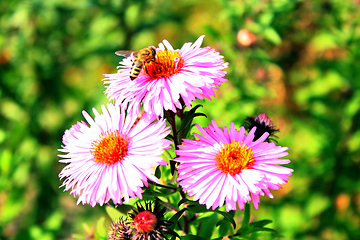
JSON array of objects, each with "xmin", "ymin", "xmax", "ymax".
[
  {"xmin": 242, "ymin": 203, "xmax": 251, "ymax": 228},
  {"xmin": 165, "ymin": 110, "xmax": 180, "ymax": 175},
  {"xmin": 179, "ymin": 191, "xmax": 189, "ymax": 234},
  {"xmin": 166, "ymin": 110, "xmax": 180, "ymax": 150},
  {"xmin": 165, "ymin": 109, "xmax": 189, "ymax": 234}
]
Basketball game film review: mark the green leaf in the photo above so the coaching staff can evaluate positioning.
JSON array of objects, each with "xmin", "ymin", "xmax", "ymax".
[
  {"xmin": 250, "ymin": 219, "xmax": 272, "ymax": 228},
  {"xmin": 143, "ymin": 190, "xmax": 172, "ymax": 198},
  {"xmin": 95, "ymin": 217, "xmax": 107, "ymax": 239},
  {"xmin": 182, "ymin": 235, "xmax": 207, "ymax": 240},
  {"xmin": 198, "ymin": 213, "xmax": 218, "ymax": 239},
  {"xmin": 105, "ymin": 206, "xmax": 126, "ymax": 220},
  {"xmin": 187, "ymin": 203, "xmax": 208, "ymax": 213},
  {"xmin": 165, "ymin": 134, "xmax": 174, "ymax": 141},
  {"xmin": 178, "ymin": 197, "xmax": 190, "ymax": 207},
  {"xmin": 310, "ymin": 32, "xmax": 338, "ymax": 51},
  {"xmin": 187, "ymin": 104, "xmax": 204, "ymax": 115},
  {"xmin": 217, "ymin": 219, "xmax": 231, "ymax": 236},
  {"xmin": 305, "ymin": 194, "xmax": 330, "ymax": 218},
  {"xmin": 263, "ymin": 27, "xmax": 282, "ymax": 45},
  {"xmin": 231, "ymin": 237, "xmax": 248, "ymax": 240},
  {"xmin": 192, "ymin": 112, "xmax": 207, "ymax": 119},
  {"xmin": 215, "ymin": 210, "xmax": 236, "ymax": 229},
  {"xmin": 0, "ymin": 149, "xmax": 11, "ymax": 176},
  {"xmin": 169, "ymin": 208, "xmax": 187, "ymax": 224},
  {"xmin": 166, "ymin": 229, "xmax": 181, "ymax": 239},
  {"xmin": 251, "ymin": 227, "xmax": 278, "ymax": 234},
  {"xmin": 43, "ymin": 209, "xmax": 64, "ymax": 231},
  {"xmin": 170, "ymin": 160, "xmax": 176, "ymax": 176},
  {"xmin": 155, "ymin": 166, "xmax": 161, "ymax": 179},
  {"xmin": 178, "ymin": 105, "xmax": 206, "ymax": 140},
  {"xmin": 259, "ymin": 13, "xmax": 274, "ymax": 26}
]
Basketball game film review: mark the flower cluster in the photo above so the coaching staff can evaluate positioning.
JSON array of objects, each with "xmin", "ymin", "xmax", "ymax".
[{"xmin": 58, "ymin": 35, "xmax": 293, "ymax": 230}]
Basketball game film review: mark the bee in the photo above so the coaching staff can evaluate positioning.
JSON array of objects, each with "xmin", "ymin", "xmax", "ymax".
[{"xmin": 115, "ymin": 47, "xmax": 157, "ymax": 80}]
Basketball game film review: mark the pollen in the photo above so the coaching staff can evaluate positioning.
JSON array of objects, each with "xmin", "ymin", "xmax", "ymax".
[
  {"xmin": 215, "ymin": 141, "xmax": 255, "ymax": 175},
  {"xmin": 144, "ymin": 50, "xmax": 184, "ymax": 79},
  {"xmin": 133, "ymin": 211, "xmax": 158, "ymax": 233},
  {"xmin": 91, "ymin": 130, "xmax": 129, "ymax": 165}
]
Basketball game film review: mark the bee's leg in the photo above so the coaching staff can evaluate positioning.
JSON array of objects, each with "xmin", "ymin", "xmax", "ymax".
[
  {"xmin": 151, "ymin": 59, "xmax": 161, "ymax": 65},
  {"xmin": 144, "ymin": 65, "xmax": 150, "ymax": 75}
]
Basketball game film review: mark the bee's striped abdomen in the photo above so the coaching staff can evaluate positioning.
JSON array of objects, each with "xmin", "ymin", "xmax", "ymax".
[{"xmin": 130, "ymin": 60, "xmax": 144, "ymax": 80}]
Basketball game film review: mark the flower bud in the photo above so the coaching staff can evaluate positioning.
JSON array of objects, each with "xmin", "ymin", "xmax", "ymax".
[{"xmin": 244, "ymin": 113, "xmax": 279, "ymax": 143}]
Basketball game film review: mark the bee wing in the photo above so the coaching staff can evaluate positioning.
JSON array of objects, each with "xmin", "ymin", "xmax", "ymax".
[{"xmin": 115, "ymin": 50, "xmax": 138, "ymax": 58}]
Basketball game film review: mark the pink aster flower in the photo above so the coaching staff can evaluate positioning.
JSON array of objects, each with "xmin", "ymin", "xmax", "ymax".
[
  {"xmin": 58, "ymin": 103, "xmax": 171, "ymax": 207},
  {"xmin": 175, "ymin": 120, "xmax": 293, "ymax": 212},
  {"xmin": 103, "ymin": 35, "xmax": 228, "ymax": 117}
]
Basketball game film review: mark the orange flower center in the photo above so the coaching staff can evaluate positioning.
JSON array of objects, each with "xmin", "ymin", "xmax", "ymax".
[
  {"xmin": 144, "ymin": 50, "xmax": 184, "ymax": 79},
  {"xmin": 215, "ymin": 141, "xmax": 255, "ymax": 175},
  {"xmin": 133, "ymin": 211, "xmax": 157, "ymax": 233},
  {"xmin": 91, "ymin": 130, "xmax": 129, "ymax": 165}
]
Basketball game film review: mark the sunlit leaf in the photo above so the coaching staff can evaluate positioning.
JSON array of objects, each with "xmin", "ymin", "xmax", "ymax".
[
  {"xmin": 95, "ymin": 217, "xmax": 107, "ymax": 239},
  {"xmin": 263, "ymin": 27, "xmax": 282, "ymax": 45},
  {"xmin": 105, "ymin": 206, "xmax": 126, "ymax": 220}
]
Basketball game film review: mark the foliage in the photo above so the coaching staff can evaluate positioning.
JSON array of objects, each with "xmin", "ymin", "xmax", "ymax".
[{"xmin": 1, "ymin": 0, "xmax": 360, "ymax": 239}]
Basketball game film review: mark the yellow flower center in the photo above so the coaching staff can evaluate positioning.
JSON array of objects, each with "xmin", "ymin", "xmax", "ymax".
[
  {"xmin": 91, "ymin": 130, "xmax": 129, "ymax": 165},
  {"xmin": 215, "ymin": 142, "xmax": 255, "ymax": 175},
  {"xmin": 144, "ymin": 50, "xmax": 184, "ymax": 79}
]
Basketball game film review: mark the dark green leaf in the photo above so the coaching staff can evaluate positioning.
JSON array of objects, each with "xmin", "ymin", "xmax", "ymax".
[
  {"xmin": 217, "ymin": 219, "xmax": 231, "ymax": 236},
  {"xmin": 187, "ymin": 203, "xmax": 208, "ymax": 213},
  {"xmin": 166, "ymin": 134, "xmax": 174, "ymax": 141},
  {"xmin": 215, "ymin": 210, "xmax": 236, "ymax": 229},
  {"xmin": 142, "ymin": 188, "xmax": 173, "ymax": 198},
  {"xmin": 178, "ymin": 105, "xmax": 207, "ymax": 140},
  {"xmin": 170, "ymin": 159, "xmax": 176, "ymax": 175},
  {"xmin": 178, "ymin": 197, "xmax": 190, "ymax": 207},
  {"xmin": 182, "ymin": 235, "xmax": 207, "ymax": 240},
  {"xmin": 169, "ymin": 208, "xmax": 187, "ymax": 224},
  {"xmin": 192, "ymin": 112, "xmax": 207, "ymax": 118},
  {"xmin": 198, "ymin": 213, "xmax": 218, "ymax": 239},
  {"xmin": 165, "ymin": 229, "xmax": 181, "ymax": 239},
  {"xmin": 155, "ymin": 166, "xmax": 161, "ymax": 179},
  {"xmin": 186, "ymin": 104, "xmax": 204, "ymax": 117}
]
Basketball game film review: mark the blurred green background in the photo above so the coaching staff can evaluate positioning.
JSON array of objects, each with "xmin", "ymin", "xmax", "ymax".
[{"xmin": 1, "ymin": 0, "xmax": 360, "ymax": 239}]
